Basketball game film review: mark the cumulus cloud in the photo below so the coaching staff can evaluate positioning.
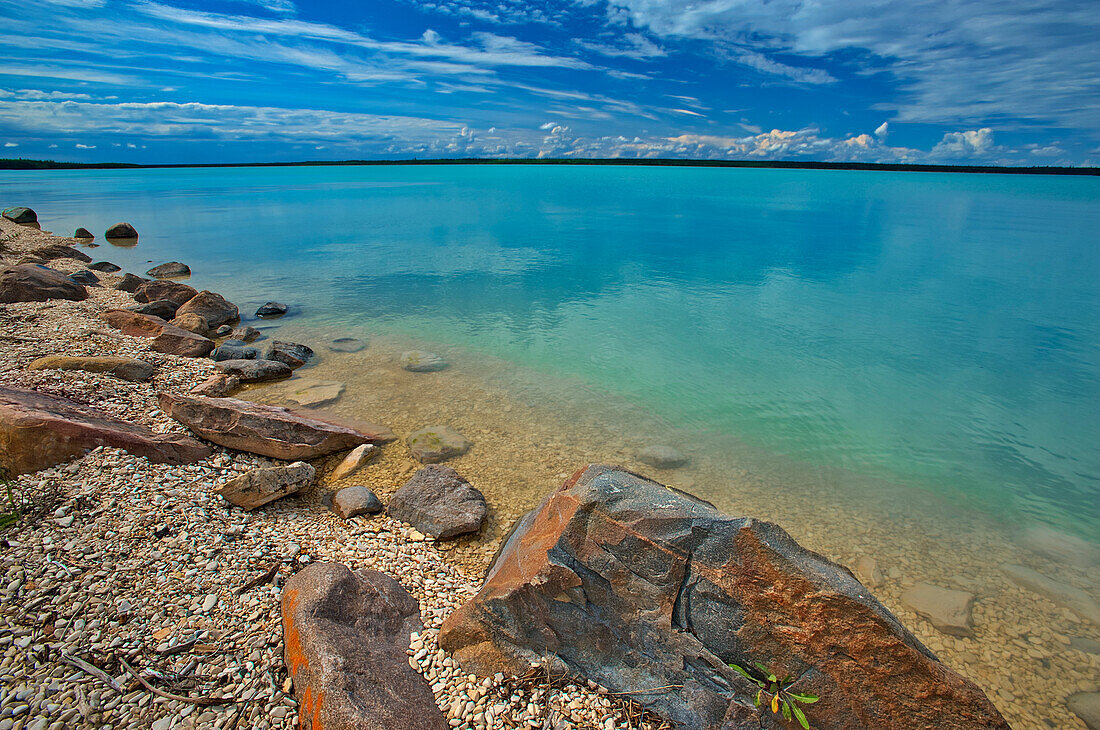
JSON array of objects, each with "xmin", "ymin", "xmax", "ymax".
[
  {"xmin": 75, "ymin": 143, "xmax": 96, "ymax": 148},
  {"xmin": 3, "ymin": 142, "xmax": 16, "ymax": 147},
  {"xmin": 874, "ymin": 122, "xmax": 888, "ymax": 138},
  {"xmin": 930, "ymin": 128, "xmax": 995, "ymax": 158}
]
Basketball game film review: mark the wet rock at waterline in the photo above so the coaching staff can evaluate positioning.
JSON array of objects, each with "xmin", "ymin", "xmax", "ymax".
[
  {"xmin": 74, "ymin": 227, "xmax": 95, "ymax": 239},
  {"xmin": 330, "ymin": 486, "xmax": 383, "ymax": 519},
  {"xmin": 28, "ymin": 355, "xmax": 154, "ymax": 382},
  {"xmin": 87, "ymin": 261, "xmax": 121, "ymax": 273},
  {"xmin": 175, "ymin": 290, "xmax": 239, "ymax": 328},
  {"xmin": 281, "ymin": 563, "xmax": 447, "ymax": 730},
  {"xmin": 406, "ymin": 425, "xmax": 471, "ymax": 463},
  {"xmin": 0, "ymin": 385, "xmax": 210, "ymax": 476},
  {"xmin": 215, "ymin": 358, "xmax": 292, "ymax": 383},
  {"xmin": 231, "ymin": 325, "xmax": 261, "ymax": 343},
  {"xmin": 216, "ymin": 461, "xmax": 315, "ymax": 511},
  {"xmin": 256, "ymin": 301, "xmax": 288, "ymax": 318},
  {"xmin": 215, "ymin": 324, "xmax": 233, "ymax": 336},
  {"xmin": 439, "ymin": 465, "xmax": 1009, "ymax": 730},
  {"xmin": 330, "ymin": 443, "xmax": 378, "ymax": 481},
  {"xmin": 2, "ymin": 206, "xmax": 37, "ymax": 224},
  {"xmin": 265, "ymin": 340, "xmax": 314, "ymax": 369},
  {"xmin": 387, "ymin": 465, "xmax": 486, "ymax": 539},
  {"xmin": 146, "ymin": 261, "xmax": 191, "ymax": 278},
  {"xmin": 158, "ymin": 393, "xmax": 394, "ymax": 459},
  {"xmin": 134, "ymin": 280, "xmax": 197, "ymax": 306},
  {"xmin": 637, "ymin": 444, "xmax": 688, "ymax": 469},
  {"xmin": 105, "ymin": 221, "xmax": 138, "ymax": 239},
  {"xmin": 0, "ymin": 264, "xmax": 88, "ymax": 304},
  {"xmin": 328, "ymin": 336, "xmax": 366, "ymax": 353},
  {"xmin": 900, "ymin": 582, "xmax": 975, "ymax": 637},
  {"xmin": 400, "ymin": 350, "xmax": 447, "ymax": 372},
  {"xmin": 211, "ymin": 342, "xmax": 260, "ymax": 362}
]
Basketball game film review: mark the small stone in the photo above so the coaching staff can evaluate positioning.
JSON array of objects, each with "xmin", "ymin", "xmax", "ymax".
[
  {"xmin": 147, "ymin": 261, "xmax": 191, "ymax": 278},
  {"xmin": 74, "ymin": 227, "xmax": 94, "ymax": 239},
  {"xmin": 265, "ymin": 340, "xmax": 314, "ymax": 369},
  {"xmin": 256, "ymin": 301, "xmax": 288, "ymax": 318},
  {"xmin": 114, "ymin": 273, "xmax": 148, "ymax": 293},
  {"xmin": 330, "ymin": 443, "xmax": 378, "ymax": 481},
  {"xmin": 230, "ymin": 326, "xmax": 261, "ymax": 343},
  {"xmin": 331, "ymin": 486, "xmax": 383, "ymax": 519},
  {"xmin": 68, "ymin": 270, "xmax": 100, "ymax": 286},
  {"xmin": 400, "ymin": 351, "xmax": 448, "ymax": 372},
  {"xmin": 201, "ymin": 594, "xmax": 218, "ymax": 613},
  {"xmin": 215, "ymin": 324, "xmax": 233, "ymax": 336},
  {"xmin": 87, "ymin": 261, "xmax": 121, "ymax": 272}
]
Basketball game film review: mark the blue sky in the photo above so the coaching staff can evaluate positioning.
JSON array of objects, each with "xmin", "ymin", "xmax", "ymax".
[{"xmin": 1, "ymin": 0, "xmax": 1098, "ymax": 165}]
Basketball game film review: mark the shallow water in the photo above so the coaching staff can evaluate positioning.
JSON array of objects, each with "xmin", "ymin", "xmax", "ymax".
[{"xmin": 3, "ymin": 164, "xmax": 1099, "ymax": 726}]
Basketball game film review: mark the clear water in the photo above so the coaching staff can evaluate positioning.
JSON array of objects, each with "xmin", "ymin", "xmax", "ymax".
[{"xmin": 4, "ymin": 164, "xmax": 1099, "ymax": 539}]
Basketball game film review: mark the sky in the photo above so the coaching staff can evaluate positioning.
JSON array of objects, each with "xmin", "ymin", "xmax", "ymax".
[{"xmin": 1, "ymin": 0, "xmax": 1098, "ymax": 165}]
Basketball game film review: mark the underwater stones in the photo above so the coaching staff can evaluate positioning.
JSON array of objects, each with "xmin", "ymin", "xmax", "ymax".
[
  {"xmin": 87, "ymin": 261, "xmax": 121, "ymax": 272},
  {"xmin": 158, "ymin": 392, "xmax": 394, "ymax": 459},
  {"xmin": 256, "ymin": 301, "xmax": 288, "ymax": 318},
  {"xmin": 407, "ymin": 425, "xmax": 471, "ymax": 463},
  {"xmin": 2, "ymin": 206, "xmax": 37, "ymax": 224},
  {"xmin": 146, "ymin": 261, "xmax": 191, "ymax": 278},
  {"xmin": 114, "ymin": 273, "xmax": 148, "ymax": 293},
  {"xmin": 1001, "ymin": 564, "xmax": 1100, "ymax": 627},
  {"xmin": 283, "ymin": 379, "xmax": 345, "ymax": 409},
  {"xmin": 216, "ymin": 358, "xmax": 291, "ymax": 383},
  {"xmin": 0, "ymin": 264, "xmax": 88, "ymax": 304},
  {"xmin": 27, "ymin": 355, "xmax": 154, "ymax": 382},
  {"xmin": 74, "ymin": 227, "xmax": 94, "ymax": 239},
  {"xmin": 265, "ymin": 340, "xmax": 314, "ymax": 369},
  {"xmin": 330, "ymin": 486, "xmax": 383, "ymax": 519},
  {"xmin": 400, "ymin": 350, "xmax": 447, "ymax": 372},
  {"xmin": 853, "ymin": 556, "xmax": 884, "ymax": 588},
  {"xmin": 900, "ymin": 582, "xmax": 975, "ymax": 637},
  {"xmin": 328, "ymin": 337, "xmax": 366, "ymax": 353},
  {"xmin": 135, "ymin": 280, "xmax": 198, "ymax": 305},
  {"xmin": 105, "ymin": 221, "xmax": 138, "ymax": 239},
  {"xmin": 1068, "ymin": 692, "xmax": 1100, "ymax": 730},
  {"xmin": 216, "ymin": 461, "xmax": 315, "ymax": 511},
  {"xmin": 387, "ymin": 465, "xmax": 486, "ymax": 539},
  {"xmin": 330, "ymin": 443, "xmax": 378, "ymax": 481},
  {"xmin": 637, "ymin": 444, "xmax": 687, "ymax": 469},
  {"xmin": 1020, "ymin": 525, "xmax": 1099, "ymax": 569},
  {"xmin": 175, "ymin": 290, "xmax": 239, "ymax": 328},
  {"xmin": 439, "ymin": 465, "xmax": 1009, "ymax": 730}
]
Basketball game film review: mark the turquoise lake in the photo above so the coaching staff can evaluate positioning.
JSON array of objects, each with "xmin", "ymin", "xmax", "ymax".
[{"xmin": 3, "ymin": 164, "xmax": 1099, "ymax": 539}]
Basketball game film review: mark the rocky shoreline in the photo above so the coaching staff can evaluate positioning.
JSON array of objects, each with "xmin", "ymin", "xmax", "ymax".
[{"xmin": 0, "ymin": 208, "xmax": 1096, "ymax": 730}]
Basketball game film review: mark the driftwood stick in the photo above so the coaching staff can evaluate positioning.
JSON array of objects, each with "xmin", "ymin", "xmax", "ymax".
[
  {"xmin": 236, "ymin": 562, "xmax": 280, "ymax": 595},
  {"xmin": 60, "ymin": 654, "xmax": 124, "ymax": 693},
  {"xmin": 118, "ymin": 656, "xmax": 242, "ymax": 706}
]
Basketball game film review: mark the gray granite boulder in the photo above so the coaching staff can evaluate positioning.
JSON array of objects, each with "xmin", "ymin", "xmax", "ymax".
[
  {"xmin": 216, "ymin": 358, "xmax": 292, "ymax": 383},
  {"xmin": 281, "ymin": 563, "xmax": 447, "ymax": 730},
  {"xmin": 256, "ymin": 301, "xmax": 288, "ymax": 317},
  {"xmin": 2, "ymin": 206, "xmax": 37, "ymax": 224},
  {"xmin": 265, "ymin": 340, "xmax": 313, "ymax": 369},
  {"xmin": 400, "ymin": 350, "xmax": 447, "ymax": 372},
  {"xmin": 175, "ymin": 290, "xmax": 239, "ymax": 328},
  {"xmin": 330, "ymin": 486, "xmax": 383, "ymax": 519},
  {"xmin": 146, "ymin": 261, "xmax": 191, "ymax": 278},
  {"xmin": 387, "ymin": 465, "xmax": 486, "ymax": 539},
  {"xmin": 439, "ymin": 465, "xmax": 1009, "ymax": 730},
  {"xmin": 0, "ymin": 265, "xmax": 88, "ymax": 304},
  {"xmin": 216, "ymin": 461, "xmax": 315, "ymax": 511},
  {"xmin": 105, "ymin": 221, "xmax": 138, "ymax": 239}
]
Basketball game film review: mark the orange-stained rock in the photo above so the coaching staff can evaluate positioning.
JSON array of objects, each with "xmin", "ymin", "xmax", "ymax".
[
  {"xmin": 440, "ymin": 465, "xmax": 1010, "ymax": 730},
  {"xmin": 281, "ymin": 563, "xmax": 447, "ymax": 730},
  {"xmin": 0, "ymin": 385, "xmax": 211, "ymax": 476},
  {"xmin": 158, "ymin": 392, "xmax": 394, "ymax": 460}
]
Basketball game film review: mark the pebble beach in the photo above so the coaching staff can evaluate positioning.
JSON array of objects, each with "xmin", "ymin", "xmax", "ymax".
[{"xmin": 1, "ymin": 213, "xmax": 1098, "ymax": 730}]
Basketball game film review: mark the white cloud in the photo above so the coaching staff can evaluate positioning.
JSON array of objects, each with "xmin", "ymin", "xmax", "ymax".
[
  {"xmin": 538, "ymin": 121, "xmax": 557, "ymax": 130},
  {"xmin": 874, "ymin": 122, "xmax": 888, "ymax": 138},
  {"xmin": 3, "ymin": 142, "xmax": 16, "ymax": 147},
  {"xmin": 75, "ymin": 143, "xmax": 96, "ymax": 149},
  {"xmin": 930, "ymin": 128, "xmax": 995, "ymax": 158}
]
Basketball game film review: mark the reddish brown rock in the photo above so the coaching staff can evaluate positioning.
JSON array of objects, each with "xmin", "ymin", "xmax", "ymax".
[
  {"xmin": 134, "ymin": 280, "xmax": 198, "ymax": 305},
  {"xmin": 0, "ymin": 265, "xmax": 88, "ymax": 304},
  {"xmin": 100, "ymin": 309, "xmax": 214, "ymax": 357},
  {"xmin": 439, "ymin": 465, "xmax": 1009, "ymax": 730},
  {"xmin": 282, "ymin": 563, "xmax": 447, "ymax": 730},
  {"xmin": 175, "ymin": 290, "xmax": 239, "ymax": 328},
  {"xmin": 0, "ymin": 386, "xmax": 211, "ymax": 476},
  {"xmin": 158, "ymin": 392, "xmax": 394, "ymax": 460}
]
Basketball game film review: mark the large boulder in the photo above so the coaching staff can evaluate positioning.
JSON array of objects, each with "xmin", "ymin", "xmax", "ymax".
[
  {"xmin": 215, "ymin": 358, "xmax": 292, "ymax": 383},
  {"xmin": 176, "ymin": 290, "xmax": 239, "ymax": 328},
  {"xmin": 0, "ymin": 386, "xmax": 211, "ymax": 476},
  {"xmin": 439, "ymin": 465, "xmax": 1009, "ymax": 730},
  {"xmin": 256, "ymin": 301, "xmax": 288, "ymax": 318},
  {"xmin": 158, "ymin": 393, "xmax": 394, "ymax": 460},
  {"xmin": 27, "ymin": 356, "xmax": 154, "ymax": 382},
  {"xmin": 216, "ymin": 461, "xmax": 314, "ymax": 511},
  {"xmin": 100, "ymin": 309, "xmax": 215, "ymax": 357},
  {"xmin": 105, "ymin": 222, "xmax": 138, "ymax": 239},
  {"xmin": 30, "ymin": 244, "xmax": 92, "ymax": 263},
  {"xmin": 2, "ymin": 206, "xmax": 37, "ymax": 224},
  {"xmin": 265, "ymin": 340, "xmax": 313, "ymax": 369},
  {"xmin": 171, "ymin": 312, "xmax": 209, "ymax": 335},
  {"xmin": 282, "ymin": 563, "xmax": 447, "ymax": 730},
  {"xmin": 114, "ymin": 273, "xmax": 148, "ymax": 293},
  {"xmin": 135, "ymin": 280, "xmax": 197, "ymax": 305},
  {"xmin": 0, "ymin": 265, "xmax": 88, "ymax": 304},
  {"xmin": 387, "ymin": 465, "xmax": 486, "ymax": 539}
]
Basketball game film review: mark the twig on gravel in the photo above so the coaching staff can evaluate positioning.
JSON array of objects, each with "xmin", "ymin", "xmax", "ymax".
[
  {"xmin": 118, "ymin": 656, "xmax": 244, "ymax": 706},
  {"xmin": 154, "ymin": 636, "xmax": 201, "ymax": 657},
  {"xmin": 236, "ymin": 561, "xmax": 280, "ymax": 595},
  {"xmin": 60, "ymin": 653, "xmax": 124, "ymax": 693}
]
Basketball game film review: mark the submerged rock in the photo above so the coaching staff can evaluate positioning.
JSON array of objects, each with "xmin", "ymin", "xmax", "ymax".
[
  {"xmin": 146, "ymin": 261, "xmax": 191, "ymax": 278},
  {"xmin": 400, "ymin": 350, "xmax": 447, "ymax": 372},
  {"xmin": 900, "ymin": 582, "xmax": 975, "ymax": 637},
  {"xmin": 217, "ymin": 461, "xmax": 315, "ymax": 511},
  {"xmin": 256, "ymin": 301, "xmax": 288, "ymax": 318},
  {"xmin": 27, "ymin": 355, "xmax": 154, "ymax": 382},
  {"xmin": 852, "ymin": 555, "xmax": 884, "ymax": 588},
  {"xmin": 265, "ymin": 340, "xmax": 314, "ymax": 369},
  {"xmin": 330, "ymin": 486, "xmax": 383, "ymax": 519},
  {"xmin": 158, "ymin": 392, "xmax": 394, "ymax": 459},
  {"xmin": 406, "ymin": 425, "xmax": 471, "ymax": 463},
  {"xmin": 637, "ymin": 444, "xmax": 688, "ymax": 469},
  {"xmin": 105, "ymin": 221, "xmax": 138, "ymax": 239},
  {"xmin": 439, "ymin": 465, "xmax": 1009, "ymax": 730},
  {"xmin": 230, "ymin": 325, "xmax": 261, "ymax": 343},
  {"xmin": 388, "ymin": 465, "xmax": 486, "ymax": 539},
  {"xmin": 0, "ymin": 265, "xmax": 88, "ymax": 304},
  {"xmin": 328, "ymin": 337, "xmax": 366, "ymax": 353},
  {"xmin": 1068, "ymin": 692, "xmax": 1100, "ymax": 730},
  {"xmin": 282, "ymin": 563, "xmax": 446, "ymax": 730},
  {"xmin": 216, "ymin": 358, "xmax": 291, "ymax": 383},
  {"xmin": 2, "ymin": 206, "xmax": 37, "ymax": 224},
  {"xmin": 74, "ymin": 227, "xmax": 94, "ymax": 239},
  {"xmin": 175, "ymin": 290, "xmax": 239, "ymax": 328},
  {"xmin": 1002, "ymin": 564, "xmax": 1100, "ymax": 627},
  {"xmin": 1020, "ymin": 525, "xmax": 1099, "ymax": 569},
  {"xmin": 283, "ymin": 379, "xmax": 345, "ymax": 408},
  {"xmin": 0, "ymin": 385, "xmax": 210, "ymax": 476}
]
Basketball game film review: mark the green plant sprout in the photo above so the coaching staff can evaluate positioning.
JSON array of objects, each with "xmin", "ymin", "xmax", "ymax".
[
  {"xmin": 0, "ymin": 469, "xmax": 21, "ymax": 530},
  {"xmin": 729, "ymin": 662, "xmax": 819, "ymax": 729}
]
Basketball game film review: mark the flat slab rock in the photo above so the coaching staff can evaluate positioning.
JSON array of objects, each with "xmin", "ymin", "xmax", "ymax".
[
  {"xmin": 282, "ymin": 379, "xmax": 345, "ymax": 408},
  {"xmin": 27, "ymin": 355, "xmax": 154, "ymax": 382},
  {"xmin": 0, "ymin": 264, "xmax": 88, "ymax": 304},
  {"xmin": 1002, "ymin": 563, "xmax": 1100, "ymax": 627},
  {"xmin": 282, "ymin": 563, "xmax": 446, "ymax": 730},
  {"xmin": 101, "ymin": 310, "xmax": 215, "ymax": 357},
  {"xmin": 439, "ymin": 465, "xmax": 1009, "ymax": 730},
  {"xmin": 387, "ymin": 465, "xmax": 487, "ymax": 539},
  {"xmin": 1068, "ymin": 692, "xmax": 1100, "ymax": 730},
  {"xmin": 400, "ymin": 350, "xmax": 447, "ymax": 372},
  {"xmin": 216, "ymin": 461, "xmax": 314, "ymax": 511},
  {"xmin": 900, "ymin": 582, "xmax": 975, "ymax": 637},
  {"xmin": 0, "ymin": 385, "xmax": 211, "ymax": 476},
  {"xmin": 158, "ymin": 392, "xmax": 394, "ymax": 460},
  {"xmin": 406, "ymin": 425, "xmax": 471, "ymax": 463}
]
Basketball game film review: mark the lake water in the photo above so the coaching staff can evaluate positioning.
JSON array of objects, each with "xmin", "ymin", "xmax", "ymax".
[{"xmin": 5, "ymin": 164, "xmax": 1097, "ymax": 539}]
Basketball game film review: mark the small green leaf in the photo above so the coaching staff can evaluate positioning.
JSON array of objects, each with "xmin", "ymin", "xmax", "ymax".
[
  {"xmin": 729, "ymin": 663, "xmax": 761, "ymax": 686},
  {"xmin": 791, "ymin": 704, "xmax": 810, "ymax": 730},
  {"xmin": 782, "ymin": 700, "xmax": 792, "ymax": 720},
  {"xmin": 755, "ymin": 689, "xmax": 763, "ymax": 707},
  {"xmin": 787, "ymin": 692, "xmax": 820, "ymax": 704}
]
